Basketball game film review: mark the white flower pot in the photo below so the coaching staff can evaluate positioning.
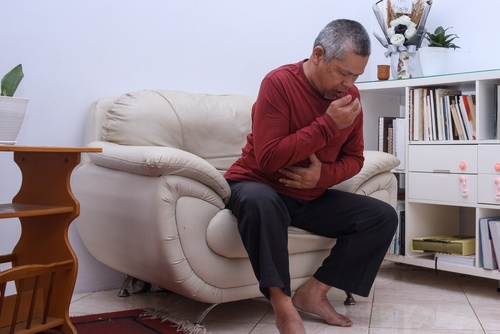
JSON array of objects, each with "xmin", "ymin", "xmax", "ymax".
[
  {"xmin": 418, "ymin": 47, "xmax": 449, "ymax": 76},
  {"xmin": 0, "ymin": 96, "xmax": 29, "ymax": 143}
]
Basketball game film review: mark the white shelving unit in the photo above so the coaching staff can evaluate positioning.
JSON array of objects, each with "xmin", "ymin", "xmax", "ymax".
[{"xmin": 357, "ymin": 70, "xmax": 500, "ymax": 282}]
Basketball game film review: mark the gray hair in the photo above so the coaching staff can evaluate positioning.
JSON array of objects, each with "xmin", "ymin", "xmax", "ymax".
[{"xmin": 314, "ymin": 19, "xmax": 371, "ymax": 63}]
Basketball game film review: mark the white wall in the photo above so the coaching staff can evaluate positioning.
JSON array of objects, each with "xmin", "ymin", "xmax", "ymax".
[{"xmin": 1, "ymin": 0, "xmax": 499, "ymax": 293}]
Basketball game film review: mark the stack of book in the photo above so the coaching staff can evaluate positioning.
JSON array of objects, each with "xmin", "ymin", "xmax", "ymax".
[
  {"xmin": 378, "ymin": 116, "xmax": 405, "ymax": 171},
  {"xmin": 434, "ymin": 253, "xmax": 475, "ymax": 267},
  {"xmin": 479, "ymin": 217, "xmax": 500, "ymax": 270},
  {"xmin": 412, "ymin": 234, "xmax": 476, "ymax": 255},
  {"xmin": 408, "ymin": 88, "xmax": 476, "ymax": 141},
  {"xmin": 412, "ymin": 234, "xmax": 476, "ymax": 267},
  {"xmin": 387, "ymin": 200, "xmax": 405, "ymax": 255}
]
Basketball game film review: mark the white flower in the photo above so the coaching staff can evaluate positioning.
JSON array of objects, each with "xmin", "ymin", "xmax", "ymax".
[
  {"xmin": 390, "ymin": 34, "xmax": 406, "ymax": 46},
  {"xmin": 387, "ymin": 27, "xmax": 395, "ymax": 38},
  {"xmin": 405, "ymin": 26, "xmax": 416, "ymax": 39},
  {"xmin": 391, "ymin": 15, "xmax": 412, "ymax": 27}
]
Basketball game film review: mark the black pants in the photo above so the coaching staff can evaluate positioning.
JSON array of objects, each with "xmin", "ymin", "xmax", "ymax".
[{"xmin": 226, "ymin": 180, "xmax": 398, "ymax": 299}]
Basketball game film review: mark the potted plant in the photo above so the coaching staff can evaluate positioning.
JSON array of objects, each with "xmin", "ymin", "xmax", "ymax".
[
  {"xmin": 419, "ymin": 26, "xmax": 461, "ymax": 76},
  {"xmin": 0, "ymin": 64, "xmax": 29, "ymax": 144}
]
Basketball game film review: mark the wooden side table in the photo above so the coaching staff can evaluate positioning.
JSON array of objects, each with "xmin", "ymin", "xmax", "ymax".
[{"xmin": 0, "ymin": 146, "xmax": 101, "ymax": 334}]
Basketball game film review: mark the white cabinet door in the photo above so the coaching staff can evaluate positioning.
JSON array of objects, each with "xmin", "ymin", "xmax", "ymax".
[
  {"xmin": 409, "ymin": 145, "xmax": 477, "ymax": 174},
  {"xmin": 478, "ymin": 174, "xmax": 500, "ymax": 205},
  {"xmin": 408, "ymin": 172, "xmax": 477, "ymax": 206},
  {"xmin": 478, "ymin": 145, "xmax": 500, "ymax": 205},
  {"xmin": 478, "ymin": 145, "xmax": 500, "ymax": 174}
]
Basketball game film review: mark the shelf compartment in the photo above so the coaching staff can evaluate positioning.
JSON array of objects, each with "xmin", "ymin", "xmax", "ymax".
[
  {"xmin": 0, "ymin": 260, "xmax": 73, "ymax": 333},
  {"xmin": 0, "ymin": 204, "xmax": 73, "ymax": 219},
  {"xmin": 0, "ymin": 317, "xmax": 64, "ymax": 334}
]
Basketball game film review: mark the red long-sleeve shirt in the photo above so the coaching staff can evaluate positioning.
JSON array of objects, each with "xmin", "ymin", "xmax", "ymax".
[{"xmin": 224, "ymin": 60, "xmax": 364, "ymax": 200}]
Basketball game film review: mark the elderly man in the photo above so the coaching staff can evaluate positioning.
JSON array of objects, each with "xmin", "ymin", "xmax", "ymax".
[{"xmin": 225, "ymin": 19, "xmax": 397, "ymax": 334}]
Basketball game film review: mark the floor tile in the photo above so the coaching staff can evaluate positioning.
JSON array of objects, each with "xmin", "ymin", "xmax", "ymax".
[
  {"xmin": 204, "ymin": 299, "xmax": 270, "ymax": 323},
  {"xmin": 370, "ymin": 301, "xmax": 482, "ymax": 331},
  {"xmin": 457, "ymin": 274, "xmax": 500, "ymax": 307},
  {"xmin": 370, "ymin": 330, "xmax": 485, "ymax": 334},
  {"xmin": 473, "ymin": 304, "xmax": 500, "ymax": 331},
  {"xmin": 374, "ymin": 280, "xmax": 469, "ymax": 304},
  {"xmin": 69, "ymin": 289, "xmax": 180, "ymax": 317},
  {"xmin": 203, "ymin": 320, "xmax": 259, "ymax": 334}
]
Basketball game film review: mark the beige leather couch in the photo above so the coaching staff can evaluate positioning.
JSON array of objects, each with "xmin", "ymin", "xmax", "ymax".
[{"xmin": 72, "ymin": 89, "xmax": 399, "ymax": 322}]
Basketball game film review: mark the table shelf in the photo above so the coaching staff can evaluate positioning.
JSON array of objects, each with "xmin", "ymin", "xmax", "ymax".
[{"xmin": 0, "ymin": 204, "xmax": 73, "ymax": 219}]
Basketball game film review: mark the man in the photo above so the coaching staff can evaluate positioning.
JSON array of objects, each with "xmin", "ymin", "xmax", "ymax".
[{"xmin": 224, "ymin": 19, "xmax": 397, "ymax": 334}]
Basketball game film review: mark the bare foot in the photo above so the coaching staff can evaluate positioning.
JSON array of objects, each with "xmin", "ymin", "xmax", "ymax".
[
  {"xmin": 269, "ymin": 287, "xmax": 306, "ymax": 334},
  {"xmin": 292, "ymin": 278, "xmax": 353, "ymax": 327},
  {"xmin": 275, "ymin": 311, "xmax": 306, "ymax": 334}
]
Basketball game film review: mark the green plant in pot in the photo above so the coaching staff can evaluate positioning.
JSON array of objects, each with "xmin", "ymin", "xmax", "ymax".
[
  {"xmin": 419, "ymin": 26, "xmax": 460, "ymax": 76},
  {"xmin": 425, "ymin": 26, "xmax": 460, "ymax": 49},
  {"xmin": 0, "ymin": 64, "xmax": 29, "ymax": 144}
]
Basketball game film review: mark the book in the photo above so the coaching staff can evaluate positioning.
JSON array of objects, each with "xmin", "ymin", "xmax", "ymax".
[
  {"xmin": 392, "ymin": 118, "xmax": 406, "ymax": 171},
  {"xmin": 378, "ymin": 117, "xmax": 396, "ymax": 153},
  {"xmin": 436, "ymin": 89, "xmax": 461, "ymax": 140},
  {"xmin": 409, "ymin": 88, "xmax": 414, "ymax": 140},
  {"xmin": 412, "ymin": 235, "xmax": 475, "ymax": 255},
  {"xmin": 388, "ymin": 201, "xmax": 405, "ymax": 255},
  {"xmin": 459, "ymin": 95, "xmax": 476, "ymax": 139},
  {"xmin": 424, "ymin": 91, "xmax": 432, "ymax": 141},
  {"xmin": 429, "ymin": 89, "xmax": 437, "ymax": 140},
  {"xmin": 434, "ymin": 253, "xmax": 475, "ymax": 267},
  {"xmin": 496, "ymin": 84, "xmax": 500, "ymax": 139},
  {"xmin": 479, "ymin": 217, "xmax": 499, "ymax": 270},
  {"xmin": 448, "ymin": 96, "xmax": 466, "ymax": 140},
  {"xmin": 399, "ymin": 208, "xmax": 406, "ymax": 255},
  {"xmin": 465, "ymin": 95, "xmax": 477, "ymax": 139},
  {"xmin": 378, "ymin": 117, "xmax": 405, "ymax": 170},
  {"xmin": 418, "ymin": 88, "xmax": 425, "ymax": 140},
  {"xmin": 488, "ymin": 220, "xmax": 500, "ymax": 270},
  {"xmin": 456, "ymin": 96, "xmax": 472, "ymax": 140}
]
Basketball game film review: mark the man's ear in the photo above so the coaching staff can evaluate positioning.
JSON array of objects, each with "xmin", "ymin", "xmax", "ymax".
[{"xmin": 311, "ymin": 46, "xmax": 325, "ymax": 65}]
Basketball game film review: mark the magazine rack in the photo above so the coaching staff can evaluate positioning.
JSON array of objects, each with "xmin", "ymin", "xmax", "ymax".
[{"xmin": 0, "ymin": 146, "xmax": 101, "ymax": 334}]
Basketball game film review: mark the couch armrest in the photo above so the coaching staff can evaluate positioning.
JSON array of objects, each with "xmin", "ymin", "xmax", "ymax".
[
  {"xmin": 86, "ymin": 141, "xmax": 231, "ymax": 202},
  {"xmin": 331, "ymin": 151, "xmax": 400, "ymax": 194}
]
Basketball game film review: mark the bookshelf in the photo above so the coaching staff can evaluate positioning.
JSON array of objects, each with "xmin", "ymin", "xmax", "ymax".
[{"xmin": 357, "ymin": 69, "xmax": 500, "ymax": 283}]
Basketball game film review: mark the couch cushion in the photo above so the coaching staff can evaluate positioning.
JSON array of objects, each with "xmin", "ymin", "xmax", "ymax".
[
  {"xmin": 206, "ymin": 209, "xmax": 336, "ymax": 259},
  {"xmin": 102, "ymin": 90, "xmax": 255, "ymax": 170}
]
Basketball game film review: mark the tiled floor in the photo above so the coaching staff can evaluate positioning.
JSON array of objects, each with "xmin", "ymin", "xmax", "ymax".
[{"xmin": 70, "ymin": 261, "xmax": 500, "ymax": 333}]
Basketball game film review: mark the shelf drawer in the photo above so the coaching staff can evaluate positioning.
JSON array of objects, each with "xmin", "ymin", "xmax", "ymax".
[
  {"xmin": 408, "ymin": 172, "xmax": 477, "ymax": 205},
  {"xmin": 478, "ymin": 174, "xmax": 500, "ymax": 205},
  {"xmin": 408, "ymin": 145, "xmax": 477, "ymax": 173},
  {"xmin": 478, "ymin": 145, "xmax": 500, "ymax": 174}
]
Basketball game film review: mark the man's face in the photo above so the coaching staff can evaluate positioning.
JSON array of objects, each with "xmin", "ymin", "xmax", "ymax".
[{"xmin": 314, "ymin": 50, "xmax": 368, "ymax": 100}]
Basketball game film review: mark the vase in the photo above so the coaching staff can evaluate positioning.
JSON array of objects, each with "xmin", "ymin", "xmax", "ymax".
[
  {"xmin": 0, "ymin": 96, "xmax": 29, "ymax": 143},
  {"xmin": 396, "ymin": 51, "xmax": 412, "ymax": 79},
  {"xmin": 418, "ymin": 47, "xmax": 449, "ymax": 76}
]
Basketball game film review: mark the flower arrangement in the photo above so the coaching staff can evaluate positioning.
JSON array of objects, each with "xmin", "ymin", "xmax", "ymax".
[
  {"xmin": 387, "ymin": 15, "xmax": 417, "ymax": 46},
  {"xmin": 373, "ymin": 0, "xmax": 433, "ymax": 78}
]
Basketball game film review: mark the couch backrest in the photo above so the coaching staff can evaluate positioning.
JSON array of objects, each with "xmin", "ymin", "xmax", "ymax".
[{"xmin": 91, "ymin": 90, "xmax": 255, "ymax": 170}]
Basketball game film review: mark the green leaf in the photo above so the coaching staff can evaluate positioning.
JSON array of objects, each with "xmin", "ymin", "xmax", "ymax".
[{"xmin": 1, "ymin": 64, "xmax": 24, "ymax": 97}]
